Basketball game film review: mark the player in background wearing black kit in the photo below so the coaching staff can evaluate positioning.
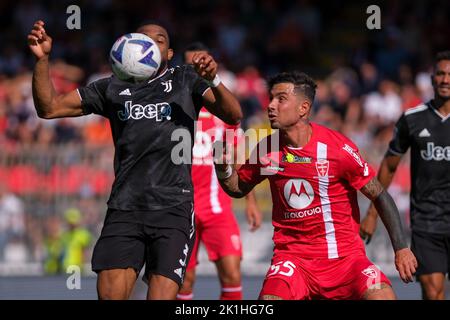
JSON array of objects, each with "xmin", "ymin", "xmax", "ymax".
[
  {"xmin": 360, "ymin": 51, "xmax": 450, "ymax": 300},
  {"xmin": 27, "ymin": 20, "xmax": 242, "ymax": 300}
]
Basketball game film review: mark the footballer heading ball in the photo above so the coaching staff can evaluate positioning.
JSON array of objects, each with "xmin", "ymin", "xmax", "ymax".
[{"xmin": 110, "ymin": 33, "xmax": 162, "ymax": 82}]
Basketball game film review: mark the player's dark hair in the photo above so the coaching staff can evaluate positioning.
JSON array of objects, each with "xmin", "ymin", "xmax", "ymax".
[
  {"xmin": 135, "ymin": 19, "xmax": 171, "ymax": 45},
  {"xmin": 268, "ymin": 71, "xmax": 317, "ymax": 102},
  {"xmin": 184, "ymin": 42, "xmax": 210, "ymax": 54},
  {"xmin": 435, "ymin": 51, "xmax": 450, "ymax": 65}
]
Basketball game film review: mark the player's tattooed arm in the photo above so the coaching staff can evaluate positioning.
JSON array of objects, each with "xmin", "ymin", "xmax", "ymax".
[
  {"xmin": 28, "ymin": 20, "xmax": 83, "ymax": 119},
  {"xmin": 360, "ymin": 177, "xmax": 408, "ymax": 251},
  {"xmin": 215, "ymin": 165, "xmax": 255, "ymax": 198}
]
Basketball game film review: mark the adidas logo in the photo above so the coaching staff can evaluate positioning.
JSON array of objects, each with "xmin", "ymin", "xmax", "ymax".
[
  {"xmin": 119, "ymin": 88, "xmax": 131, "ymax": 96},
  {"xmin": 418, "ymin": 128, "xmax": 431, "ymax": 138}
]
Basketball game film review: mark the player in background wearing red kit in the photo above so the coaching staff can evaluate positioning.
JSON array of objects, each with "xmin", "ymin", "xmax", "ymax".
[
  {"xmin": 177, "ymin": 43, "xmax": 262, "ymax": 300},
  {"xmin": 214, "ymin": 71, "xmax": 417, "ymax": 299}
]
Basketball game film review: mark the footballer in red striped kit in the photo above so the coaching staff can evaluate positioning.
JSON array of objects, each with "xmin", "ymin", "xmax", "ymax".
[{"xmin": 214, "ymin": 71, "xmax": 417, "ymax": 300}]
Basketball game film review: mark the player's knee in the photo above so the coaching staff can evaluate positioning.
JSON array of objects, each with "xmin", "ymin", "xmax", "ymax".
[
  {"xmin": 97, "ymin": 270, "xmax": 135, "ymax": 300},
  {"xmin": 422, "ymin": 284, "xmax": 445, "ymax": 300},
  {"xmin": 97, "ymin": 281, "xmax": 129, "ymax": 300},
  {"xmin": 363, "ymin": 285, "xmax": 396, "ymax": 300},
  {"xmin": 180, "ymin": 269, "xmax": 195, "ymax": 292},
  {"xmin": 219, "ymin": 268, "xmax": 241, "ymax": 285},
  {"xmin": 420, "ymin": 275, "xmax": 445, "ymax": 300}
]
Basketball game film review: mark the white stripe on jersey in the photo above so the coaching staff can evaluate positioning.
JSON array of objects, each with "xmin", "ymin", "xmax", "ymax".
[
  {"xmin": 404, "ymin": 104, "xmax": 428, "ymax": 116},
  {"xmin": 317, "ymin": 142, "xmax": 339, "ymax": 259},
  {"xmin": 210, "ymin": 126, "xmax": 224, "ymax": 214}
]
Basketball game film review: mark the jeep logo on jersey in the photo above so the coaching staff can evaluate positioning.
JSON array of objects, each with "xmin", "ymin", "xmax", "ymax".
[
  {"xmin": 420, "ymin": 142, "xmax": 450, "ymax": 161},
  {"xmin": 284, "ymin": 179, "xmax": 314, "ymax": 209},
  {"xmin": 118, "ymin": 101, "xmax": 172, "ymax": 121}
]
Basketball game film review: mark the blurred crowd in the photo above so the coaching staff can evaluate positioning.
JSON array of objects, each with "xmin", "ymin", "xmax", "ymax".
[{"xmin": 0, "ymin": 0, "xmax": 447, "ymax": 271}]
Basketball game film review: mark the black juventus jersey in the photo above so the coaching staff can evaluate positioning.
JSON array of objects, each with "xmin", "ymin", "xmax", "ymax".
[
  {"xmin": 78, "ymin": 65, "xmax": 210, "ymax": 211},
  {"xmin": 387, "ymin": 101, "xmax": 450, "ymax": 234}
]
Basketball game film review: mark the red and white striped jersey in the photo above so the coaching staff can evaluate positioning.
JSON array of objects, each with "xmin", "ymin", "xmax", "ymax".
[
  {"xmin": 238, "ymin": 122, "xmax": 375, "ymax": 259},
  {"xmin": 192, "ymin": 108, "xmax": 239, "ymax": 216}
]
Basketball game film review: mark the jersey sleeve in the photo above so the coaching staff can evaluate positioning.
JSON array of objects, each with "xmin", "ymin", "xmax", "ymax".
[
  {"xmin": 237, "ymin": 161, "xmax": 265, "ymax": 186},
  {"xmin": 387, "ymin": 114, "xmax": 410, "ymax": 156},
  {"xmin": 237, "ymin": 143, "xmax": 269, "ymax": 186},
  {"xmin": 184, "ymin": 65, "xmax": 210, "ymax": 113},
  {"xmin": 339, "ymin": 139, "xmax": 376, "ymax": 190},
  {"xmin": 77, "ymin": 77, "xmax": 111, "ymax": 117}
]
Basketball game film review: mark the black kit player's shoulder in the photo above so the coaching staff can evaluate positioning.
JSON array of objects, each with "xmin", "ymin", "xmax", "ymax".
[{"xmin": 78, "ymin": 76, "xmax": 113, "ymax": 117}]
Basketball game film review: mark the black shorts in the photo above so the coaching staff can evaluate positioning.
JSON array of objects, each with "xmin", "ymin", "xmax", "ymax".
[
  {"xmin": 411, "ymin": 230, "xmax": 450, "ymax": 278},
  {"xmin": 91, "ymin": 202, "xmax": 195, "ymax": 287}
]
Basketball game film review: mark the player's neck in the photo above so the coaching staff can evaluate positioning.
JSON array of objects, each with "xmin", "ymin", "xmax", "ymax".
[
  {"xmin": 156, "ymin": 62, "xmax": 168, "ymax": 77},
  {"xmin": 281, "ymin": 120, "xmax": 312, "ymax": 148},
  {"xmin": 433, "ymin": 97, "xmax": 450, "ymax": 116}
]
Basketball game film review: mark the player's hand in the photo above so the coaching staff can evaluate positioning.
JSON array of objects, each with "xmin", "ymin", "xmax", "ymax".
[
  {"xmin": 28, "ymin": 20, "xmax": 52, "ymax": 59},
  {"xmin": 245, "ymin": 202, "xmax": 262, "ymax": 232},
  {"xmin": 192, "ymin": 52, "xmax": 218, "ymax": 82},
  {"xmin": 359, "ymin": 206, "xmax": 378, "ymax": 244},
  {"xmin": 395, "ymin": 248, "xmax": 417, "ymax": 283}
]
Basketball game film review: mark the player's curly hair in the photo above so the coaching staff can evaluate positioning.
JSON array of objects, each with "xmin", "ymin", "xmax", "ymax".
[
  {"xmin": 268, "ymin": 71, "xmax": 317, "ymax": 102},
  {"xmin": 436, "ymin": 51, "xmax": 450, "ymax": 64}
]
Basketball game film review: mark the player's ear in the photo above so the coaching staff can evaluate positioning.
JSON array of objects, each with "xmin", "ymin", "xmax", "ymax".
[
  {"xmin": 299, "ymin": 100, "xmax": 310, "ymax": 117},
  {"xmin": 168, "ymin": 48, "xmax": 174, "ymax": 61}
]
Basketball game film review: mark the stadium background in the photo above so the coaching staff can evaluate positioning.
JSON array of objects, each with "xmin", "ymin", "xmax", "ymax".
[{"xmin": 0, "ymin": 0, "xmax": 448, "ymax": 299}]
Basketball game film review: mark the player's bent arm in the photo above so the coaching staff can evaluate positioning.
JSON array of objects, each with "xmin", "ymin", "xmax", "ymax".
[
  {"xmin": 215, "ymin": 165, "xmax": 254, "ymax": 198},
  {"xmin": 202, "ymin": 85, "xmax": 243, "ymax": 125},
  {"xmin": 360, "ymin": 177, "xmax": 408, "ymax": 251},
  {"xmin": 366, "ymin": 154, "xmax": 403, "ymax": 218},
  {"xmin": 32, "ymin": 56, "xmax": 84, "ymax": 119}
]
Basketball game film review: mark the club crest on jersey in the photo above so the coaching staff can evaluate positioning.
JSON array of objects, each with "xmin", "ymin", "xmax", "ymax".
[
  {"xmin": 118, "ymin": 101, "xmax": 172, "ymax": 121},
  {"xmin": 315, "ymin": 159, "xmax": 329, "ymax": 177},
  {"xmin": 362, "ymin": 266, "xmax": 378, "ymax": 279},
  {"xmin": 161, "ymin": 80, "xmax": 172, "ymax": 92}
]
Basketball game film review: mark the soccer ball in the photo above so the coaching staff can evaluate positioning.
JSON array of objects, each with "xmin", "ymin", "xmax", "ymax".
[{"xmin": 109, "ymin": 33, "xmax": 162, "ymax": 82}]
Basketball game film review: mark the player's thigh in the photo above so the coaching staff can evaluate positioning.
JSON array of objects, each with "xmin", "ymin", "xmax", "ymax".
[
  {"xmin": 202, "ymin": 215, "xmax": 242, "ymax": 262},
  {"xmin": 259, "ymin": 254, "xmax": 309, "ymax": 300},
  {"xmin": 97, "ymin": 268, "xmax": 138, "ymax": 300},
  {"xmin": 363, "ymin": 284, "xmax": 396, "ymax": 300},
  {"xmin": 147, "ymin": 273, "xmax": 180, "ymax": 300},
  {"xmin": 418, "ymin": 273, "xmax": 446, "ymax": 299},
  {"xmin": 411, "ymin": 230, "xmax": 448, "ymax": 277},
  {"xmin": 350, "ymin": 255, "xmax": 393, "ymax": 300},
  {"xmin": 145, "ymin": 226, "xmax": 196, "ymax": 289}
]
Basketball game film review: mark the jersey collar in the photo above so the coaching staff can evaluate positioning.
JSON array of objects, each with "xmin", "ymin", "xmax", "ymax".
[
  {"xmin": 147, "ymin": 68, "xmax": 169, "ymax": 84},
  {"xmin": 428, "ymin": 101, "xmax": 450, "ymax": 122}
]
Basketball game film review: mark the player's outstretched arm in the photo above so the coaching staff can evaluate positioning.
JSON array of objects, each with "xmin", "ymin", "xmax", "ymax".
[
  {"xmin": 215, "ymin": 164, "xmax": 254, "ymax": 198},
  {"xmin": 191, "ymin": 52, "xmax": 242, "ymax": 125},
  {"xmin": 28, "ymin": 20, "xmax": 83, "ymax": 119},
  {"xmin": 360, "ymin": 177, "xmax": 417, "ymax": 283},
  {"xmin": 213, "ymin": 141, "xmax": 254, "ymax": 198},
  {"xmin": 360, "ymin": 154, "xmax": 402, "ymax": 243}
]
